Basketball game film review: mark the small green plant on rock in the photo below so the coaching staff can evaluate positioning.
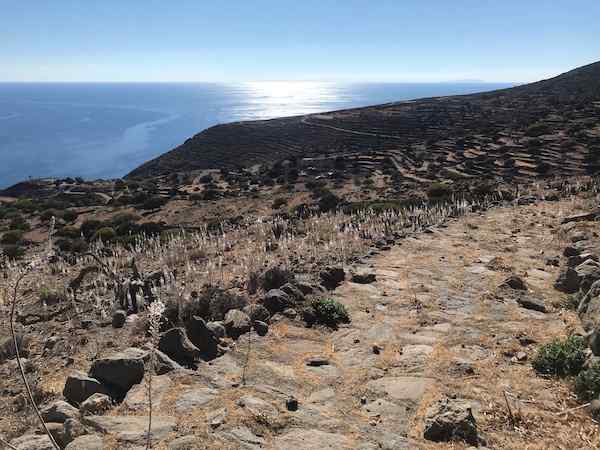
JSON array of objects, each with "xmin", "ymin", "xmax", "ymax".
[
  {"xmin": 311, "ymin": 298, "xmax": 350, "ymax": 327},
  {"xmin": 532, "ymin": 335, "xmax": 586, "ymax": 377},
  {"xmin": 574, "ymin": 362, "xmax": 600, "ymax": 402}
]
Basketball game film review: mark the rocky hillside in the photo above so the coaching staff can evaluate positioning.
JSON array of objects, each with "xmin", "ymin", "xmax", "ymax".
[{"xmin": 128, "ymin": 61, "xmax": 600, "ymax": 184}]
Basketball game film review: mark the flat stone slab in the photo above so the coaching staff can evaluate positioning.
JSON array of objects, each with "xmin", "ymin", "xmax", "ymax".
[
  {"xmin": 366, "ymin": 376, "xmax": 433, "ymax": 403},
  {"xmin": 124, "ymin": 375, "xmax": 173, "ymax": 410},
  {"xmin": 218, "ymin": 426, "xmax": 265, "ymax": 449},
  {"xmin": 83, "ymin": 414, "xmax": 176, "ymax": 444},
  {"xmin": 176, "ymin": 387, "xmax": 218, "ymax": 411},
  {"xmin": 274, "ymin": 429, "xmax": 352, "ymax": 449}
]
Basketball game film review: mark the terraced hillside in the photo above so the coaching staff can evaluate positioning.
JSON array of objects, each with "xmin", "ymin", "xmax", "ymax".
[{"xmin": 128, "ymin": 61, "xmax": 600, "ymax": 183}]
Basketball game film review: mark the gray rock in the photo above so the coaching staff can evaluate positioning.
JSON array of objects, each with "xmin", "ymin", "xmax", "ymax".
[
  {"xmin": 263, "ymin": 289, "xmax": 294, "ymax": 313},
  {"xmin": 515, "ymin": 293, "xmax": 547, "ymax": 313},
  {"xmin": 63, "ymin": 418, "xmax": 87, "ymax": 445},
  {"xmin": 590, "ymin": 399, "xmax": 600, "ymax": 420},
  {"xmin": 351, "ymin": 270, "xmax": 377, "ymax": 284},
  {"xmin": 564, "ymin": 245, "xmax": 582, "ymax": 257},
  {"xmin": 41, "ymin": 400, "xmax": 79, "ymax": 423},
  {"xmin": 500, "ymin": 275, "xmax": 527, "ymax": 291},
  {"xmin": 243, "ymin": 304, "xmax": 270, "ymax": 323},
  {"xmin": 176, "ymin": 388, "xmax": 218, "ymax": 411},
  {"xmin": 83, "ymin": 414, "xmax": 176, "ymax": 444},
  {"xmin": 185, "ymin": 315, "xmax": 220, "ymax": 360},
  {"xmin": 218, "ymin": 426, "xmax": 265, "ymax": 449},
  {"xmin": 158, "ymin": 327, "xmax": 201, "ymax": 367},
  {"xmin": 111, "ymin": 310, "xmax": 126, "ymax": 328},
  {"xmin": 561, "ymin": 211, "xmax": 598, "ymax": 224},
  {"xmin": 206, "ymin": 321, "xmax": 226, "ymax": 339},
  {"xmin": 423, "ymin": 398, "xmax": 478, "ymax": 446},
  {"xmin": 169, "ymin": 435, "xmax": 202, "ymax": 449},
  {"xmin": 65, "ymin": 435, "xmax": 104, "ymax": 450},
  {"xmin": 89, "ymin": 348, "xmax": 146, "ymax": 396},
  {"xmin": 319, "ymin": 266, "xmax": 346, "ymax": 290},
  {"xmin": 224, "ymin": 309, "xmax": 251, "ymax": 339},
  {"xmin": 282, "ymin": 307, "xmax": 298, "ymax": 318},
  {"xmin": 80, "ymin": 393, "xmax": 112, "ymax": 416},
  {"xmin": 554, "ymin": 267, "xmax": 580, "ymax": 293},
  {"xmin": 578, "ymin": 280, "xmax": 600, "ymax": 329},
  {"xmin": 274, "ymin": 429, "xmax": 351, "ymax": 449},
  {"xmin": 253, "ymin": 320, "xmax": 269, "ymax": 336},
  {"xmin": 588, "ymin": 330, "xmax": 600, "ymax": 356},
  {"xmin": 63, "ymin": 371, "xmax": 110, "ymax": 405},
  {"xmin": 207, "ymin": 407, "xmax": 228, "ymax": 429},
  {"xmin": 124, "ymin": 374, "xmax": 173, "ymax": 410},
  {"xmin": 575, "ymin": 259, "xmax": 600, "ymax": 292},
  {"xmin": 10, "ymin": 434, "xmax": 55, "ymax": 450},
  {"xmin": 46, "ymin": 422, "xmax": 67, "ymax": 448},
  {"xmin": 237, "ymin": 395, "xmax": 278, "ymax": 420},
  {"xmin": 280, "ymin": 282, "xmax": 305, "ymax": 302}
]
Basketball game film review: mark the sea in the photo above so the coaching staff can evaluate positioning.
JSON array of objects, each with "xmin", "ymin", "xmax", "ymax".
[{"xmin": 0, "ymin": 81, "xmax": 512, "ymax": 188}]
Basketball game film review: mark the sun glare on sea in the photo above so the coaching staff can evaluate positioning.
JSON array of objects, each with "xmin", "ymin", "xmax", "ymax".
[{"xmin": 242, "ymin": 80, "xmax": 343, "ymax": 119}]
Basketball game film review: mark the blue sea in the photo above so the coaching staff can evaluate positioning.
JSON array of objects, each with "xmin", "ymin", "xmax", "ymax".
[{"xmin": 0, "ymin": 81, "xmax": 512, "ymax": 188}]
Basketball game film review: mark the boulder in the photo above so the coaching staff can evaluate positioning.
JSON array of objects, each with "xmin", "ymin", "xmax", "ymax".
[
  {"xmin": 41, "ymin": 400, "xmax": 79, "ymax": 423},
  {"xmin": 65, "ymin": 435, "xmax": 104, "ymax": 450},
  {"xmin": 224, "ymin": 309, "xmax": 251, "ymax": 339},
  {"xmin": 554, "ymin": 267, "xmax": 580, "ymax": 293},
  {"xmin": 280, "ymin": 282, "xmax": 305, "ymax": 302},
  {"xmin": 262, "ymin": 289, "xmax": 294, "ymax": 313},
  {"xmin": 153, "ymin": 348, "xmax": 184, "ymax": 375},
  {"xmin": 500, "ymin": 275, "xmax": 527, "ymax": 291},
  {"xmin": 206, "ymin": 321, "xmax": 226, "ymax": 339},
  {"xmin": 575, "ymin": 259, "xmax": 600, "ymax": 292},
  {"xmin": 80, "ymin": 393, "xmax": 112, "ymax": 416},
  {"xmin": 253, "ymin": 320, "xmax": 269, "ymax": 336},
  {"xmin": 158, "ymin": 328, "xmax": 201, "ymax": 367},
  {"xmin": 63, "ymin": 418, "xmax": 88, "ymax": 445},
  {"xmin": 169, "ymin": 435, "xmax": 203, "ymax": 449},
  {"xmin": 351, "ymin": 270, "xmax": 377, "ymax": 284},
  {"xmin": 111, "ymin": 310, "xmax": 126, "ymax": 328},
  {"xmin": 88, "ymin": 348, "xmax": 146, "ymax": 396},
  {"xmin": 423, "ymin": 398, "xmax": 478, "ymax": 446},
  {"xmin": 261, "ymin": 266, "xmax": 294, "ymax": 291},
  {"xmin": 63, "ymin": 371, "xmax": 110, "ymax": 406},
  {"xmin": 319, "ymin": 266, "xmax": 345, "ymax": 290},
  {"xmin": 185, "ymin": 315, "xmax": 220, "ymax": 360},
  {"xmin": 82, "ymin": 415, "xmax": 176, "ymax": 445},
  {"xmin": 515, "ymin": 293, "xmax": 547, "ymax": 313},
  {"xmin": 10, "ymin": 434, "xmax": 56, "ymax": 450},
  {"xmin": 243, "ymin": 304, "xmax": 271, "ymax": 323},
  {"xmin": 46, "ymin": 422, "xmax": 67, "ymax": 448},
  {"xmin": 561, "ymin": 211, "xmax": 599, "ymax": 224}
]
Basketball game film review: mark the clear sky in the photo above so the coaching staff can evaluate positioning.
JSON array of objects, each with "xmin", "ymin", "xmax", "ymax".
[{"xmin": 2, "ymin": 0, "xmax": 599, "ymax": 83}]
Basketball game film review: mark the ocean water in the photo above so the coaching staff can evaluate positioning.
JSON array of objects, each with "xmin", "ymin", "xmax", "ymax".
[{"xmin": 0, "ymin": 81, "xmax": 512, "ymax": 188}]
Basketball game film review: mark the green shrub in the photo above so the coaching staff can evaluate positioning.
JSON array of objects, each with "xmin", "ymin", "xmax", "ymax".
[
  {"xmin": 62, "ymin": 209, "xmax": 78, "ymax": 223},
  {"xmin": 427, "ymin": 182, "xmax": 452, "ymax": 199},
  {"xmin": 13, "ymin": 198, "xmax": 37, "ymax": 212},
  {"xmin": 56, "ymin": 226, "xmax": 81, "ymax": 239},
  {"xmin": 80, "ymin": 220, "xmax": 104, "ymax": 240},
  {"xmin": 574, "ymin": 362, "xmax": 600, "ymax": 401},
  {"xmin": 2, "ymin": 244, "xmax": 25, "ymax": 260},
  {"xmin": 1, "ymin": 230, "xmax": 24, "ymax": 245},
  {"xmin": 92, "ymin": 227, "xmax": 117, "ymax": 242},
  {"xmin": 9, "ymin": 217, "xmax": 30, "ymax": 231},
  {"xmin": 532, "ymin": 335, "xmax": 587, "ymax": 377},
  {"xmin": 525, "ymin": 122, "xmax": 551, "ymax": 137},
  {"xmin": 311, "ymin": 298, "xmax": 350, "ymax": 327}
]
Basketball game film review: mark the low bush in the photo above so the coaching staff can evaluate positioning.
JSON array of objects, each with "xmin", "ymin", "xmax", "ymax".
[
  {"xmin": 9, "ymin": 217, "xmax": 30, "ymax": 231},
  {"xmin": 1, "ymin": 230, "xmax": 24, "ymax": 245},
  {"xmin": 574, "ymin": 362, "xmax": 600, "ymax": 401},
  {"xmin": 140, "ymin": 196, "xmax": 168, "ymax": 210},
  {"xmin": 62, "ymin": 209, "xmax": 78, "ymax": 223},
  {"xmin": 92, "ymin": 227, "xmax": 117, "ymax": 242},
  {"xmin": 2, "ymin": 244, "xmax": 25, "ymax": 260},
  {"xmin": 532, "ymin": 335, "xmax": 586, "ymax": 377},
  {"xmin": 427, "ymin": 182, "xmax": 452, "ymax": 199},
  {"xmin": 272, "ymin": 197, "xmax": 287, "ymax": 210},
  {"xmin": 311, "ymin": 298, "xmax": 350, "ymax": 327},
  {"xmin": 262, "ymin": 266, "xmax": 294, "ymax": 291}
]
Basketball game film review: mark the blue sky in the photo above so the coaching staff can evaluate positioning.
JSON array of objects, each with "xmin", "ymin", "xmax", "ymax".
[{"xmin": 1, "ymin": 0, "xmax": 599, "ymax": 83}]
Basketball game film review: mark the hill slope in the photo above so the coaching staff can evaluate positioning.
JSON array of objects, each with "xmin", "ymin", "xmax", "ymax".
[{"xmin": 128, "ymin": 61, "xmax": 600, "ymax": 181}]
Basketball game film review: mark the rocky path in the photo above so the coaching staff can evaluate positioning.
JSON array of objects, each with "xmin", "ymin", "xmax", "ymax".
[
  {"xmin": 12, "ymin": 199, "xmax": 599, "ymax": 449},
  {"xmin": 117, "ymin": 199, "xmax": 589, "ymax": 449}
]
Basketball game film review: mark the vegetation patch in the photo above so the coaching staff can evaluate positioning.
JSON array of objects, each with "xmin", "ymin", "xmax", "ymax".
[
  {"xmin": 532, "ymin": 335, "xmax": 587, "ymax": 377},
  {"xmin": 574, "ymin": 362, "xmax": 600, "ymax": 401},
  {"xmin": 311, "ymin": 298, "xmax": 350, "ymax": 327}
]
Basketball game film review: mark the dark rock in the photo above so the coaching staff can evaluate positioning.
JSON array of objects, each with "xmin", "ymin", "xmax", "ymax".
[
  {"xmin": 0, "ymin": 332, "xmax": 28, "ymax": 362},
  {"xmin": 590, "ymin": 399, "xmax": 600, "ymax": 420},
  {"xmin": 423, "ymin": 398, "xmax": 478, "ymax": 446},
  {"xmin": 561, "ymin": 211, "xmax": 599, "ymax": 224},
  {"xmin": 80, "ymin": 393, "xmax": 112, "ymax": 416},
  {"xmin": 111, "ymin": 310, "xmax": 126, "ymax": 329},
  {"xmin": 89, "ymin": 348, "xmax": 146, "ymax": 396},
  {"xmin": 152, "ymin": 348, "xmax": 184, "ymax": 375},
  {"xmin": 564, "ymin": 245, "xmax": 582, "ymax": 257},
  {"xmin": 282, "ymin": 307, "xmax": 298, "ymax": 318},
  {"xmin": 63, "ymin": 371, "xmax": 110, "ymax": 406},
  {"xmin": 571, "ymin": 232, "xmax": 589, "ymax": 243},
  {"xmin": 515, "ymin": 293, "xmax": 547, "ymax": 313},
  {"xmin": 575, "ymin": 260, "xmax": 600, "ymax": 292},
  {"xmin": 286, "ymin": 396, "xmax": 299, "ymax": 411},
  {"xmin": 262, "ymin": 289, "xmax": 294, "ymax": 313},
  {"xmin": 306, "ymin": 356, "xmax": 330, "ymax": 367},
  {"xmin": 281, "ymin": 282, "xmax": 305, "ymax": 302},
  {"xmin": 46, "ymin": 422, "xmax": 67, "ymax": 448},
  {"xmin": 578, "ymin": 279, "xmax": 600, "ymax": 329},
  {"xmin": 223, "ymin": 309, "xmax": 251, "ymax": 339},
  {"xmin": 158, "ymin": 328, "xmax": 201, "ymax": 367},
  {"xmin": 185, "ymin": 315, "xmax": 220, "ymax": 360},
  {"xmin": 351, "ymin": 270, "xmax": 377, "ymax": 284},
  {"xmin": 500, "ymin": 275, "xmax": 527, "ymax": 291},
  {"xmin": 206, "ymin": 321, "xmax": 226, "ymax": 339},
  {"xmin": 545, "ymin": 256, "xmax": 560, "ymax": 267},
  {"xmin": 261, "ymin": 266, "xmax": 294, "ymax": 291},
  {"xmin": 554, "ymin": 267, "xmax": 580, "ymax": 293},
  {"xmin": 253, "ymin": 320, "xmax": 269, "ymax": 336},
  {"xmin": 295, "ymin": 281, "xmax": 319, "ymax": 295},
  {"xmin": 588, "ymin": 330, "xmax": 600, "ymax": 356},
  {"xmin": 301, "ymin": 306, "xmax": 317, "ymax": 326},
  {"xmin": 41, "ymin": 400, "xmax": 79, "ymax": 423},
  {"xmin": 63, "ymin": 418, "xmax": 87, "ymax": 445},
  {"xmin": 319, "ymin": 266, "xmax": 346, "ymax": 290},
  {"xmin": 243, "ymin": 304, "xmax": 270, "ymax": 323}
]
